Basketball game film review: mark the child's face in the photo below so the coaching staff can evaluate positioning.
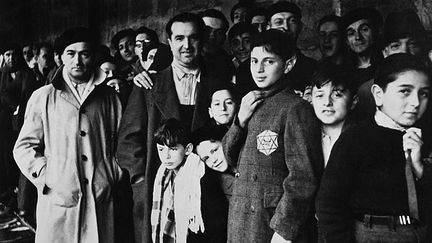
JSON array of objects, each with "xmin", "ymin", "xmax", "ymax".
[
  {"xmin": 311, "ymin": 82, "xmax": 352, "ymax": 126},
  {"xmin": 208, "ymin": 89, "xmax": 237, "ymax": 125},
  {"xmin": 230, "ymin": 32, "xmax": 252, "ymax": 63},
  {"xmin": 156, "ymin": 143, "xmax": 189, "ymax": 170},
  {"xmin": 196, "ymin": 140, "xmax": 228, "ymax": 172},
  {"xmin": 373, "ymin": 70, "xmax": 430, "ymax": 128},
  {"xmin": 250, "ymin": 46, "xmax": 287, "ymax": 89}
]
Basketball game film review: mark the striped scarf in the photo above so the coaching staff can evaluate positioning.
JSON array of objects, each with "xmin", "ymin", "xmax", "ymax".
[{"xmin": 151, "ymin": 168, "xmax": 176, "ymax": 243}]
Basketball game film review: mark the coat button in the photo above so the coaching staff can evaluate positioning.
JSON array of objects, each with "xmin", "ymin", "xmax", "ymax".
[
  {"xmin": 82, "ymin": 178, "xmax": 89, "ymax": 185},
  {"xmin": 251, "ymin": 206, "xmax": 255, "ymax": 212},
  {"xmin": 80, "ymin": 131, "xmax": 86, "ymax": 136},
  {"xmin": 235, "ymin": 172, "xmax": 240, "ymax": 178},
  {"xmin": 32, "ymin": 172, "xmax": 38, "ymax": 178},
  {"xmin": 81, "ymin": 155, "xmax": 87, "ymax": 161},
  {"xmin": 252, "ymin": 174, "xmax": 258, "ymax": 181}
]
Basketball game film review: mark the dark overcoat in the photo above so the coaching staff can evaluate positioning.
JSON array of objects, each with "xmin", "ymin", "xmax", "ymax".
[{"xmin": 117, "ymin": 66, "xmax": 222, "ymax": 243}]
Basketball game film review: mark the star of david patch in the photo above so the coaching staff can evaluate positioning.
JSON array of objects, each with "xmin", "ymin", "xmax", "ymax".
[{"xmin": 256, "ymin": 130, "xmax": 278, "ymax": 156}]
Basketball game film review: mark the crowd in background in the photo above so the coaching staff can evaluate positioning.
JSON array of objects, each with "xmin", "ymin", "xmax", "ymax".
[{"xmin": 0, "ymin": 0, "xmax": 432, "ymax": 242}]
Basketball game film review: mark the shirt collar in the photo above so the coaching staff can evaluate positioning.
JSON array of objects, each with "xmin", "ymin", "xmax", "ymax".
[
  {"xmin": 374, "ymin": 109, "xmax": 406, "ymax": 132},
  {"xmin": 171, "ymin": 61, "xmax": 200, "ymax": 81}
]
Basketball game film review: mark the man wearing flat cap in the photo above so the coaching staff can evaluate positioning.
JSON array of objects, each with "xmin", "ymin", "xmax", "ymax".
[
  {"xmin": 342, "ymin": 7, "xmax": 383, "ymax": 86},
  {"xmin": 13, "ymin": 27, "xmax": 123, "ymax": 243}
]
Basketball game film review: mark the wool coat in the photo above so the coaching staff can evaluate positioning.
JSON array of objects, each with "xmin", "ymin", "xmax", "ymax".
[
  {"xmin": 222, "ymin": 83, "xmax": 323, "ymax": 242},
  {"xmin": 13, "ymin": 67, "xmax": 123, "ymax": 243},
  {"xmin": 117, "ymin": 66, "xmax": 225, "ymax": 243}
]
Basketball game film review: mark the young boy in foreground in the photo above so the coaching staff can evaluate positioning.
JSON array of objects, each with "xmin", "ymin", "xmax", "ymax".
[{"xmin": 223, "ymin": 29, "xmax": 322, "ymax": 243}]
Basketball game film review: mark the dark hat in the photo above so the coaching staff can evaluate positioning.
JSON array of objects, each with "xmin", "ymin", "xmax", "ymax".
[
  {"xmin": 342, "ymin": 7, "xmax": 383, "ymax": 31},
  {"xmin": 57, "ymin": 27, "xmax": 96, "ymax": 54},
  {"xmin": 1, "ymin": 42, "xmax": 21, "ymax": 54},
  {"xmin": 228, "ymin": 22, "xmax": 258, "ymax": 41},
  {"xmin": 266, "ymin": 1, "xmax": 302, "ymax": 21},
  {"xmin": 111, "ymin": 29, "xmax": 136, "ymax": 51},
  {"xmin": 381, "ymin": 9, "xmax": 426, "ymax": 48},
  {"xmin": 191, "ymin": 125, "xmax": 229, "ymax": 146}
]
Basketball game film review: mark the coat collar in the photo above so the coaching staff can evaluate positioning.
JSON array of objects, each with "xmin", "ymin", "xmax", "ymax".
[
  {"xmin": 51, "ymin": 65, "xmax": 106, "ymax": 91},
  {"xmin": 51, "ymin": 65, "xmax": 107, "ymax": 109}
]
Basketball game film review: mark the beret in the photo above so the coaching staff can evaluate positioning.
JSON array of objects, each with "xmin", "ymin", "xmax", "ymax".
[
  {"xmin": 342, "ymin": 7, "xmax": 382, "ymax": 31},
  {"xmin": 57, "ymin": 27, "xmax": 95, "ymax": 54},
  {"xmin": 1, "ymin": 42, "xmax": 21, "ymax": 54},
  {"xmin": 381, "ymin": 9, "xmax": 426, "ymax": 48},
  {"xmin": 267, "ymin": 1, "xmax": 301, "ymax": 21}
]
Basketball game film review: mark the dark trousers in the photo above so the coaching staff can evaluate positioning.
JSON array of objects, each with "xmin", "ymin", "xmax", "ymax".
[
  {"xmin": 17, "ymin": 173, "xmax": 37, "ymax": 225},
  {"xmin": 354, "ymin": 220, "xmax": 428, "ymax": 243}
]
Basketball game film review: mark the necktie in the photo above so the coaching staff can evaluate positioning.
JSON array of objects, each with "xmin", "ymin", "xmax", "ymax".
[{"xmin": 405, "ymin": 153, "xmax": 419, "ymax": 219}]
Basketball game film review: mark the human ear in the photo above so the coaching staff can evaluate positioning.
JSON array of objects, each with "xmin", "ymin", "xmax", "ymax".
[
  {"xmin": 371, "ymin": 84, "xmax": 384, "ymax": 107},
  {"xmin": 208, "ymin": 107, "xmax": 214, "ymax": 118},
  {"xmin": 350, "ymin": 94, "xmax": 359, "ymax": 110},
  {"xmin": 185, "ymin": 143, "xmax": 194, "ymax": 155},
  {"xmin": 283, "ymin": 55, "xmax": 297, "ymax": 74}
]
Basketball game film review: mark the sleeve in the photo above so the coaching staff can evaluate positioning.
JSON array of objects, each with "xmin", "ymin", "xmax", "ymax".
[
  {"xmin": 13, "ymin": 91, "xmax": 47, "ymax": 192},
  {"xmin": 315, "ymin": 130, "xmax": 358, "ymax": 242},
  {"xmin": 221, "ymin": 117, "xmax": 247, "ymax": 168},
  {"xmin": 269, "ymin": 101, "xmax": 322, "ymax": 240},
  {"xmin": 117, "ymin": 84, "xmax": 149, "ymax": 183},
  {"xmin": 418, "ymin": 156, "xmax": 432, "ymax": 186}
]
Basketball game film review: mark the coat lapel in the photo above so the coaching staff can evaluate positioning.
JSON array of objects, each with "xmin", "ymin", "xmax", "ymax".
[{"xmin": 152, "ymin": 67, "xmax": 181, "ymax": 120}]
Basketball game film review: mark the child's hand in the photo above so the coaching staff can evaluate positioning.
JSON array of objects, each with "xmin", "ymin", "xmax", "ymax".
[
  {"xmin": 403, "ymin": 127, "xmax": 424, "ymax": 178},
  {"xmin": 237, "ymin": 90, "xmax": 265, "ymax": 128}
]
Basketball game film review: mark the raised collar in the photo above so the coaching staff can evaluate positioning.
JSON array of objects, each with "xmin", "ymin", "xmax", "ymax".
[{"xmin": 374, "ymin": 109, "xmax": 406, "ymax": 132}]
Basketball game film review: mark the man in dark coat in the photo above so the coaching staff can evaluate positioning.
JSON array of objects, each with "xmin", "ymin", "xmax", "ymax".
[
  {"xmin": 117, "ymin": 12, "xmax": 228, "ymax": 243},
  {"xmin": 0, "ymin": 43, "xmax": 37, "ymax": 214}
]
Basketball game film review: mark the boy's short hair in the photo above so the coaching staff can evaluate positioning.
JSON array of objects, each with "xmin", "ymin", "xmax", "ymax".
[
  {"xmin": 136, "ymin": 26, "xmax": 159, "ymax": 43},
  {"xmin": 318, "ymin": 15, "xmax": 342, "ymax": 32},
  {"xmin": 230, "ymin": 2, "xmax": 253, "ymax": 22},
  {"xmin": 228, "ymin": 22, "xmax": 258, "ymax": 42},
  {"xmin": 251, "ymin": 29, "xmax": 296, "ymax": 62},
  {"xmin": 191, "ymin": 125, "xmax": 228, "ymax": 147},
  {"xmin": 208, "ymin": 82, "xmax": 239, "ymax": 105},
  {"xmin": 154, "ymin": 118, "xmax": 191, "ymax": 147},
  {"xmin": 111, "ymin": 28, "xmax": 136, "ymax": 50},
  {"xmin": 165, "ymin": 12, "xmax": 206, "ymax": 41},
  {"xmin": 375, "ymin": 53, "xmax": 430, "ymax": 89},
  {"xmin": 200, "ymin": 9, "xmax": 230, "ymax": 33},
  {"xmin": 311, "ymin": 61, "xmax": 357, "ymax": 95},
  {"xmin": 246, "ymin": 7, "xmax": 267, "ymax": 24}
]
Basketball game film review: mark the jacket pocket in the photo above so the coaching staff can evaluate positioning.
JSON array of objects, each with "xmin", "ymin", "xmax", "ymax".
[{"xmin": 42, "ymin": 185, "xmax": 80, "ymax": 208}]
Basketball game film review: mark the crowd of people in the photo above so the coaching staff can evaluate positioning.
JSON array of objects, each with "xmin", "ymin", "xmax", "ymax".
[{"xmin": 0, "ymin": 1, "xmax": 431, "ymax": 242}]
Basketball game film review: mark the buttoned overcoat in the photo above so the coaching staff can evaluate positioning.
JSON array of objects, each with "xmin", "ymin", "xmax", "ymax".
[{"xmin": 14, "ymin": 67, "xmax": 123, "ymax": 243}]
